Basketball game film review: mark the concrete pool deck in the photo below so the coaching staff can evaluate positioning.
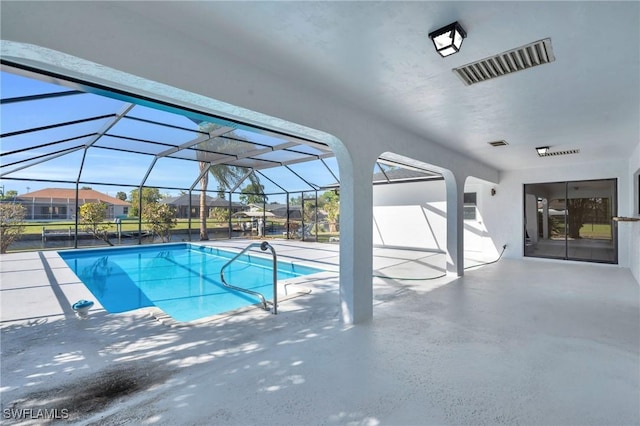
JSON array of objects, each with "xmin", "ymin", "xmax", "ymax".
[{"xmin": 1, "ymin": 240, "xmax": 638, "ymax": 425}]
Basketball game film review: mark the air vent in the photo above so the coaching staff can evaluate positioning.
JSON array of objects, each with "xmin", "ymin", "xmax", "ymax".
[
  {"xmin": 539, "ymin": 149, "xmax": 580, "ymax": 157},
  {"xmin": 488, "ymin": 140, "xmax": 508, "ymax": 147},
  {"xmin": 453, "ymin": 38, "xmax": 555, "ymax": 86}
]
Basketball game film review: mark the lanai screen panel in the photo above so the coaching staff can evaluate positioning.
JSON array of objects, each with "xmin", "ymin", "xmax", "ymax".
[
  {"xmin": 2, "ymin": 149, "xmax": 86, "ymax": 182},
  {"xmin": 107, "ymin": 117, "xmax": 199, "ymax": 147},
  {"xmin": 1, "ymin": 66, "xmax": 339, "ymax": 200},
  {"xmin": 79, "ymin": 148, "xmax": 154, "ymax": 186},
  {"xmin": 145, "ymin": 156, "xmax": 202, "ymax": 190},
  {"xmin": 287, "ymin": 159, "xmax": 339, "ymax": 189},
  {"xmin": 258, "ymin": 167, "xmax": 313, "ymax": 193}
]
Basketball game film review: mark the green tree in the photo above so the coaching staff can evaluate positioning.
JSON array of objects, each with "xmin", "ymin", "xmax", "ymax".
[
  {"xmin": 116, "ymin": 191, "xmax": 127, "ymax": 201},
  {"xmin": 143, "ymin": 203, "xmax": 177, "ymax": 243},
  {"xmin": 289, "ymin": 195, "xmax": 302, "ymax": 205},
  {"xmin": 80, "ymin": 186, "xmax": 92, "ymax": 190},
  {"xmin": 195, "ymin": 123, "xmax": 261, "ymax": 240},
  {"xmin": 0, "ymin": 203, "xmax": 26, "ymax": 253},
  {"xmin": 209, "ymin": 207, "xmax": 229, "ymax": 223},
  {"xmin": 320, "ymin": 190, "xmax": 340, "ymax": 232},
  {"xmin": 129, "ymin": 187, "xmax": 161, "ymax": 217},
  {"xmin": 566, "ymin": 197, "xmax": 608, "ymax": 239},
  {"xmin": 217, "ymin": 186, "xmax": 226, "ymax": 200},
  {"xmin": 0, "ymin": 190, "xmax": 18, "ymax": 201},
  {"xmin": 80, "ymin": 202, "xmax": 112, "ymax": 246},
  {"xmin": 239, "ymin": 182, "xmax": 268, "ymax": 205}
]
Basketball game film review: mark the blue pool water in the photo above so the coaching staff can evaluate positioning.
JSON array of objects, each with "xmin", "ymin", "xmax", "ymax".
[{"xmin": 59, "ymin": 243, "xmax": 322, "ymax": 322}]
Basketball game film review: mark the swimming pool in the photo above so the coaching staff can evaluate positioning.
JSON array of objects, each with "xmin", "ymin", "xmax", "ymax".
[{"xmin": 59, "ymin": 243, "xmax": 323, "ymax": 322}]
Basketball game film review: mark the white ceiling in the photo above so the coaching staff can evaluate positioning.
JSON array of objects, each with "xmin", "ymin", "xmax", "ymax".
[{"xmin": 3, "ymin": 1, "xmax": 640, "ymax": 172}]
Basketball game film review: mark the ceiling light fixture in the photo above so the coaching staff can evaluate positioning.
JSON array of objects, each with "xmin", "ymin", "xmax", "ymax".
[
  {"xmin": 536, "ymin": 146, "xmax": 550, "ymax": 156},
  {"xmin": 429, "ymin": 21, "xmax": 467, "ymax": 57}
]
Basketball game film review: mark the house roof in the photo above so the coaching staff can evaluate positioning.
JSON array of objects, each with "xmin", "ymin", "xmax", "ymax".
[
  {"xmin": 17, "ymin": 188, "xmax": 130, "ymax": 206},
  {"xmin": 267, "ymin": 203, "xmax": 302, "ymax": 211}
]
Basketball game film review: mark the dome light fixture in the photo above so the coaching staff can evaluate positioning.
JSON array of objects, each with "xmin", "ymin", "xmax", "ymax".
[{"xmin": 429, "ymin": 21, "xmax": 467, "ymax": 57}]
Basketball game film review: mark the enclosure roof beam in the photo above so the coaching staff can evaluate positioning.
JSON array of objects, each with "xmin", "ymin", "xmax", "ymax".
[
  {"xmin": 251, "ymin": 151, "xmax": 334, "ymax": 171},
  {"xmin": 229, "ymin": 169, "xmax": 256, "ymax": 193},
  {"xmin": 0, "ymin": 146, "xmax": 85, "ymax": 178},
  {"xmin": 1, "ymin": 133, "xmax": 96, "ymax": 158},
  {"xmin": 0, "ymin": 90, "xmax": 84, "ymax": 105},
  {"xmin": 255, "ymin": 170, "xmax": 287, "ymax": 193},
  {"xmin": 377, "ymin": 157, "xmax": 441, "ymax": 177},
  {"xmin": 189, "ymin": 163, "xmax": 213, "ymax": 192},
  {"xmin": 284, "ymin": 165, "xmax": 318, "ymax": 190},
  {"xmin": 139, "ymin": 157, "xmax": 159, "ymax": 189},
  {"xmin": 156, "ymin": 126, "xmax": 234, "ymax": 158},
  {"xmin": 207, "ymin": 141, "xmax": 299, "ymax": 167},
  {"xmin": 0, "ymin": 114, "xmax": 115, "ymax": 139},
  {"xmin": 375, "ymin": 161, "xmax": 391, "ymax": 183},
  {"xmin": 84, "ymin": 103, "xmax": 136, "ymax": 149},
  {"xmin": 125, "ymin": 115, "xmax": 208, "ymax": 135},
  {"xmin": 260, "ymin": 130, "xmax": 333, "ymax": 153},
  {"xmin": 320, "ymin": 158, "xmax": 340, "ymax": 185}
]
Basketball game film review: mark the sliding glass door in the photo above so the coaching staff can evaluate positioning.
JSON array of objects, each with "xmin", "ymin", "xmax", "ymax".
[{"xmin": 524, "ymin": 179, "xmax": 617, "ymax": 263}]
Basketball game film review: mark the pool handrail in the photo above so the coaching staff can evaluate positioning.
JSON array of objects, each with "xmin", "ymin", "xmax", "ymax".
[{"xmin": 219, "ymin": 241, "xmax": 278, "ymax": 314}]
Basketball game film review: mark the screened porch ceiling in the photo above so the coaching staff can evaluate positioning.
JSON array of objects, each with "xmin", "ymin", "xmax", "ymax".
[{"xmin": 0, "ymin": 65, "xmax": 441, "ymax": 196}]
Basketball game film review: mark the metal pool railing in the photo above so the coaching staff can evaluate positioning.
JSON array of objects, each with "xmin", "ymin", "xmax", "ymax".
[{"xmin": 219, "ymin": 241, "xmax": 278, "ymax": 314}]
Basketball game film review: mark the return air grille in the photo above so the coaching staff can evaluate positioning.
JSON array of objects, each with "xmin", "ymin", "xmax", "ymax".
[
  {"xmin": 539, "ymin": 149, "xmax": 580, "ymax": 157},
  {"xmin": 488, "ymin": 140, "xmax": 508, "ymax": 147},
  {"xmin": 453, "ymin": 39, "xmax": 555, "ymax": 86}
]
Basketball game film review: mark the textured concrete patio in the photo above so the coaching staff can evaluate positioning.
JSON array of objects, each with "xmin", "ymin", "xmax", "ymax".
[{"xmin": 1, "ymin": 241, "xmax": 638, "ymax": 425}]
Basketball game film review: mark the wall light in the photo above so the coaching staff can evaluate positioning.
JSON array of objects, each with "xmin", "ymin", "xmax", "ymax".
[
  {"xmin": 429, "ymin": 21, "xmax": 467, "ymax": 57},
  {"xmin": 536, "ymin": 146, "xmax": 550, "ymax": 156}
]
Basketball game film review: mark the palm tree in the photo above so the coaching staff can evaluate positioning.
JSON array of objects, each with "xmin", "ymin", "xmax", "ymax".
[{"xmin": 195, "ymin": 123, "xmax": 262, "ymax": 240}]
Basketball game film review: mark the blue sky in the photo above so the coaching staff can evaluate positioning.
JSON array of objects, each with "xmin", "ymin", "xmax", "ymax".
[{"xmin": 1, "ymin": 71, "xmax": 341, "ymax": 203}]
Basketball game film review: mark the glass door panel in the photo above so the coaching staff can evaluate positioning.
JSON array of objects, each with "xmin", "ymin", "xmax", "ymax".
[
  {"xmin": 566, "ymin": 179, "xmax": 617, "ymax": 263},
  {"xmin": 524, "ymin": 179, "xmax": 617, "ymax": 264},
  {"xmin": 524, "ymin": 182, "xmax": 567, "ymax": 259}
]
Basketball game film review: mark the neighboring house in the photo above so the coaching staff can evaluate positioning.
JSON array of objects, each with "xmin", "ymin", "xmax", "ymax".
[
  {"xmin": 250, "ymin": 202, "xmax": 329, "ymax": 221},
  {"xmin": 16, "ymin": 188, "xmax": 130, "ymax": 220},
  {"xmin": 161, "ymin": 194, "xmax": 246, "ymax": 218},
  {"xmin": 247, "ymin": 202, "xmax": 302, "ymax": 219}
]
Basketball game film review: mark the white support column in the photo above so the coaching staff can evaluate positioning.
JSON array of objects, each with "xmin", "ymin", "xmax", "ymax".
[
  {"xmin": 444, "ymin": 172, "xmax": 465, "ymax": 276},
  {"xmin": 336, "ymin": 146, "xmax": 377, "ymax": 324}
]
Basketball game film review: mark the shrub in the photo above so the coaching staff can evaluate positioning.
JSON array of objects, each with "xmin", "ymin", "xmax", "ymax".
[
  {"xmin": 80, "ymin": 202, "xmax": 113, "ymax": 245},
  {"xmin": 143, "ymin": 203, "xmax": 177, "ymax": 243},
  {"xmin": 0, "ymin": 203, "xmax": 26, "ymax": 253}
]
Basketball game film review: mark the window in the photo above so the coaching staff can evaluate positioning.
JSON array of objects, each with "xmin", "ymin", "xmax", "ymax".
[{"xmin": 463, "ymin": 192, "xmax": 477, "ymax": 220}]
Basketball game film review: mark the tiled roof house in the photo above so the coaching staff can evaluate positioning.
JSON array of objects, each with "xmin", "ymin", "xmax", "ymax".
[{"xmin": 15, "ymin": 188, "xmax": 130, "ymax": 220}]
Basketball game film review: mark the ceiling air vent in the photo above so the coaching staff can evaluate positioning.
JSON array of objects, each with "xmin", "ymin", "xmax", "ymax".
[
  {"xmin": 488, "ymin": 140, "xmax": 508, "ymax": 147},
  {"xmin": 453, "ymin": 38, "xmax": 555, "ymax": 86},
  {"xmin": 539, "ymin": 149, "xmax": 580, "ymax": 157}
]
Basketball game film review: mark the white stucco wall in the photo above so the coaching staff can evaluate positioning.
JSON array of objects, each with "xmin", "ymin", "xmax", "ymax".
[
  {"xmin": 463, "ymin": 181, "xmax": 500, "ymax": 258},
  {"xmin": 373, "ymin": 181, "xmax": 447, "ymax": 252},
  {"xmin": 372, "ymin": 179, "xmax": 499, "ymax": 258}
]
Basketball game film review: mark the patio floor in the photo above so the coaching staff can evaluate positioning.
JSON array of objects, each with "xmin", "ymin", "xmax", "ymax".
[{"xmin": 1, "ymin": 240, "xmax": 638, "ymax": 425}]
